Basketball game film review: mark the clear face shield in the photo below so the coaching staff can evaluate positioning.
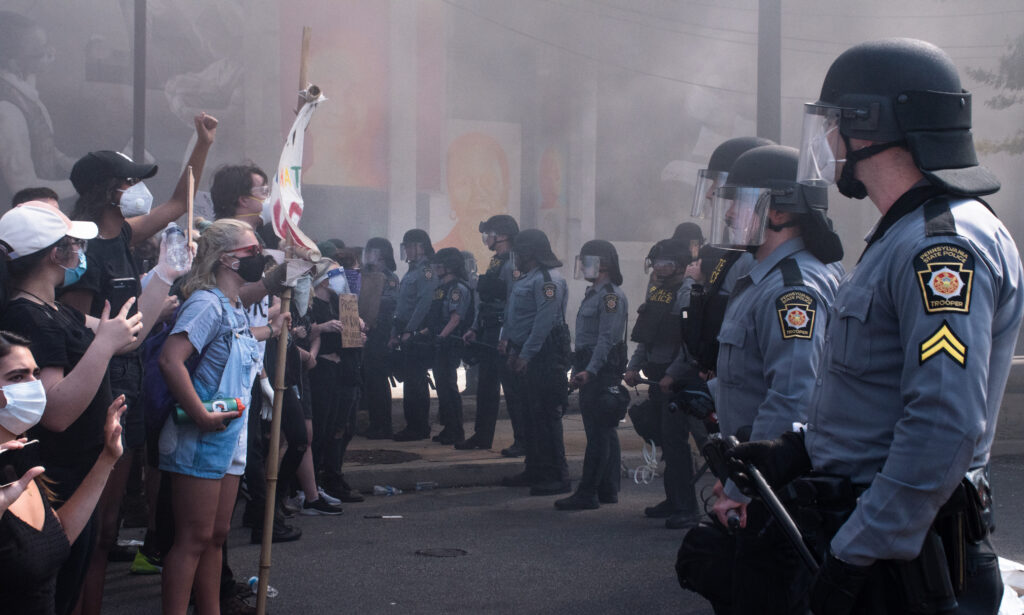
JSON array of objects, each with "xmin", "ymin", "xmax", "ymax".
[
  {"xmin": 574, "ymin": 254, "xmax": 601, "ymax": 280},
  {"xmin": 709, "ymin": 186, "xmax": 772, "ymax": 250},
  {"xmin": 400, "ymin": 242, "xmax": 421, "ymax": 263},
  {"xmin": 691, "ymin": 169, "xmax": 728, "ymax": 218},
  {"xmin": 797, "ymin": 103, "xmax": 844, "ymax": 187},
  {"xmin": 362, "ymin": 247, "xmax": 382, "ymax": 269},
  {"xmin": 464, "ymin": 254, "xmax": 478, "ymax": 281}
]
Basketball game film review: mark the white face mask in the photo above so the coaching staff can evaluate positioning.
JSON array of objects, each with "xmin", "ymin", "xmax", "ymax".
[
  {"xmin": 0, "ymin": 380, "xmax": 46, "ymax": 435},
  {"xmin": 119, "ymin": 182, "xmax": 154, "ymax": 217}
]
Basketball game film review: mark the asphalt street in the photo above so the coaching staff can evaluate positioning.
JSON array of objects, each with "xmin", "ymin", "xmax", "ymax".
[{"xmin": 103, "ymin": 455, "xmax": 1024, "ymax": 614}]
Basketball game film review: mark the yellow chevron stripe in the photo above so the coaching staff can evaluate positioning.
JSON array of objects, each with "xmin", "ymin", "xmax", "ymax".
[{"xmin": 919, "ymin": 324, "xmax": 966, "ymax": 366}]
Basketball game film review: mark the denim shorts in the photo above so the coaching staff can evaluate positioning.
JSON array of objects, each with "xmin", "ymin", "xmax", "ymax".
[{"xmin": 158, "ymin": 407, "xmax": 248, "ymax": 479}]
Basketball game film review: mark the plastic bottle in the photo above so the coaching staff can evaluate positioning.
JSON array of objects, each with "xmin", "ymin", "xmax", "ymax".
[
  {"xmin": 415, "ymin": 481, "xmax": 438, "ymax": 491},
  {"xmin": 173, "ymin": 398, "xmax": 246, "ymax": 425},
  {"xmin": 373, "ymin": 485, "xmax": 402, "ymax": 496},
  {"xmin": 247, "ymin": 576, "xmax": 278, "ymax": 598},
  {"xmin": 163, "ymin": 223, "xmax": 189, "ymax": 270}
]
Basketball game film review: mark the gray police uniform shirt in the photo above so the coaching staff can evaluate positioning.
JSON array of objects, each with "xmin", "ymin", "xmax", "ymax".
[
  {"xmin": 575, "ymin": 281, "xmax": 628, "ymax": 374},
  {"xmin": 626, "ymin": 277, "xmax": 694, "ymax": 378},
  {"xmin": 393, "ymin": 257, "xmax": 438, "ymax": 335},
  {"xmin": 500, "ymin": 267, "xmax": 568, "ymax": 362},
  {"xmin": 805, "ymin": 195, "xmax": 1024, "ymax": 566},
  {"xmin": 717, "ymin": 238, "xmax": 841, "ymax": 501},
  {"xmin": 442, "ymin": 279, "xmax": 473, "ymax": 329}
]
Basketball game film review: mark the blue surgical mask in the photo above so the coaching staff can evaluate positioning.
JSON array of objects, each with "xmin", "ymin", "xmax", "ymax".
[
  {"xmin": 62, "ymin": 249, "xmax": 87, "ymax": 287},
  {"xmin": 118, "ymin": 182, "xmax": 154, "ymax": 217}
]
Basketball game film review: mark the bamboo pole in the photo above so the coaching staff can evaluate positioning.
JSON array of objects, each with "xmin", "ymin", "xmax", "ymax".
[{"xmin": 185, "ymin": 166, "xmax": 194, "ymax": 246}]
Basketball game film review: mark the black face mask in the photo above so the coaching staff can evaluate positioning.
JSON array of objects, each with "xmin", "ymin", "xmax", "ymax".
[{"xmin": 234, "ymin": 254, "xmax": 265, "ymax": 283}]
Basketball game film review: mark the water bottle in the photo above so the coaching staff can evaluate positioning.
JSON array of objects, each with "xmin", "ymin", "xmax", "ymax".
[
  {"xmin": 247, "ymin": 576, "xmax": 278, "ymax": 598},
  {"xmin": 415, "ymin": 481, "xmax": 438, "ymax": 491},
  {"xmin": 163, "ymin": 223, "xmax": 188, "ymax": 270},
  {"xmin": 373, "ymin": 485, "xmax": 402, "ymax": 496},
  {"xmin": 173, "ymin": 398, "xmax": 246, "ymax": 424}
]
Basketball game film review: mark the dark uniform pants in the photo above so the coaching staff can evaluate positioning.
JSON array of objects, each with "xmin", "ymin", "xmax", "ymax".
[
  {"xmin": 474, "ymin": 341, "xmax": 526, "ymax": 447},
  {"xmin": 577, "ymin": 375, "xmax": 621, "ymax": 498},
  {"xmin": 401, "ymin": 351, "xmax": 432, "ymax": 437},
  {"xmin": 434, "ymin": 344, "xmax": 464, "ymax": 439},
  {"xmin": 518, "ymin": 360, "xmax": 569, "ymax": 484},
  {"xmin": 646, "ymin": 363, "xmax": 706, "ymax": 515}
]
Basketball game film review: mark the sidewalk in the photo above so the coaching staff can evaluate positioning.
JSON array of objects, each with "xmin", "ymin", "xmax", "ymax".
[{"xmin": 343, "ymin": 389, "xmax": 659, "ymax": 493}]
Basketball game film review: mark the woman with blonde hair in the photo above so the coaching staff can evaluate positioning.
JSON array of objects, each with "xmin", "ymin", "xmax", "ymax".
[{"xmin": 158, "ymin": 218, "xmax": 286, "ymax": 614}]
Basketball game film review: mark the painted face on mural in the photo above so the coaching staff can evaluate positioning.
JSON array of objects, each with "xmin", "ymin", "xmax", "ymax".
[{"xmin": 447, "ymin": 132, "xmax": 509, "ymax": 223}]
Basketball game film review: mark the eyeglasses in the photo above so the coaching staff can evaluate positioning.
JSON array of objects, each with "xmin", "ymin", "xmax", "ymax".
[
  {"xmin": 225, "ymin": 244, "xmax": 262, "ymax": 258},
  {"xmin": 57, "ymin": 238, "xmax": 87, "ymax": 252},
  {"xmin": 250, "ymin": 186, "xmax": 272, "ymax": 199}
]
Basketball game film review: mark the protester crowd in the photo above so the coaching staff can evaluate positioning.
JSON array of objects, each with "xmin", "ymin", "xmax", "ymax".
[{"xmin": 0, "ymin": 34, "xmax": 1022, "ymax": 615}]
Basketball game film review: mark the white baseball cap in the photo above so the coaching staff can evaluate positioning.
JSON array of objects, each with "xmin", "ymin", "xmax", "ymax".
[{"xmin": 0, "ymin": 201, "xmax": 98, "ymax": 259}]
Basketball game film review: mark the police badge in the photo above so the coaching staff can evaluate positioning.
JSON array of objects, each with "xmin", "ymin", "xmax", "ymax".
[
  {"xmin": 914, "ymin": 243, "xmax": 974, "ymax": 314},
  {"xmin": 543, "ymin": 282, "xmax": 556, "ymax": 300},
  {"xmin": 776, "ymin": 290, "xmax": 816, "ymax": 340},
  {"xmin": 604, "ymin": 293, "xmax": 618, "ymax": 313}
]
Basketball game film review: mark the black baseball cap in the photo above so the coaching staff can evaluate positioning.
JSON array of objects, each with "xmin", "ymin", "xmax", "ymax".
[{"xmin": 70, "ymin": 151, "xmax": 158, "ymax": 195}]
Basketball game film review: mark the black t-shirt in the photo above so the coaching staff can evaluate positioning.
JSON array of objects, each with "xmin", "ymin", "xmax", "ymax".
[
  {"xmin": 61, "ymin": 221, "xmax": 140, "ymax": 317},
  {"xmin": 0, "ymin": 483, "xmax": 70, "ymax": 612},
  {"xmin": 0, "ymin": 299, "xmax": 112, "ymax": 499},
  {"xmin": 310, "ymin": 296, "xmax": 362, "ymax": 386}
]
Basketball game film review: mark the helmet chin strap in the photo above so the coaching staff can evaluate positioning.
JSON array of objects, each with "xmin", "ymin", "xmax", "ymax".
[
  {"xmin": 837, "ymin": 135, "xmax": 905, "ymax": 199},
  {"xmin": 766, "ymin": 218, "xmax": 800, "ymax": 232}
]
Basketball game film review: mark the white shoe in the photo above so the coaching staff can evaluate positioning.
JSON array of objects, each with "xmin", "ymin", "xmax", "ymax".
[{"xmin": 318, "ymin": 487, "xmax": 341, "ymax": 506}]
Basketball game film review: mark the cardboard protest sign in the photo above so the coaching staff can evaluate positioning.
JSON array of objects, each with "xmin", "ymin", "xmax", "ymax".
[{"xmin": 338, "ymin": 293, "xmax": 363, "ymax": 348}]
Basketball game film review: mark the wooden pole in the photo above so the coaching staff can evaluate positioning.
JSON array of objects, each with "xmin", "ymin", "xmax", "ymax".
[
  {"xmin": 256, "ymin": 285, "xmax": 291, "ymax": 615},
  {"xmin": 186, "ymin": 166, "xmax": 194, "ymax": 246},
  {"xmin": 257, "ymin": 27, "xmax": 312, "ymax": 612}
]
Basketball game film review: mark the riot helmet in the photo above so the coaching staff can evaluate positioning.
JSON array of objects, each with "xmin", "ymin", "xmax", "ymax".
[
  {"xmin": 692, "ymin": 136, "xmax": 775, "ymax": 218},
  {"xmin": 400, "ymin": 228, "xmax": 434, "ymax": 262},
  {"xmin": 644, "ymin": 238, "xmax": 692, "ymax": 276},
  {"xmin": 671, "ymin": 222, "xmax": 705, "ymax": 261},
  {"xmin": 479, "ymin": 214, "xmax": 519, "ymax": 246},
  {"xmin": 431, "ymin": 247, "xmax": 468, "ymax": 281},
  {"xmin": 711, "ymin": 145, "xmax": 842, "ymax": 262},
  {"xmin": 575, "ymin": 239, "xmax": 622, "ymax": 285},
  {"xmin": 512, "ymin": 228, "xmax": 561, "ymax": 271},
  {"xmin": 363, "ymin": 236, "xmax": 397, "ymax": 272},
  {"xmin": 797, "ymin": 38, "xmax": 998, "ymax": 198}
]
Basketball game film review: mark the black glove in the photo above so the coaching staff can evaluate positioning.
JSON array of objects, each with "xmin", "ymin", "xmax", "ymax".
[
  {"xmin": 727, "ymin": 430, "xmax": 810, "ymax": 489},
  {"xmin": 810, "ymin": 551, "xmax": 872, "ymax": 615}
]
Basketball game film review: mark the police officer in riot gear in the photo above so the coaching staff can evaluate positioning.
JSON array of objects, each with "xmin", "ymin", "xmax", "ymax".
[
  {"xmin": 555, "ymin": 240, "xmax": 628, "ymax": 510},
  {"xmin": 363, "ymin": 237, "xmax": 400, "ymax": 439},
  {"xmin": 499, "ymin": 229, "xmax": 572, "ymax": 496},
  {"xmin": 677, "ymin": 144, "xmax": 843, "ymax": 615},
  {"xmin": 729, "ymin": 39, "xmax": 1024, "ymax": 615},
  {"xmin": 691, "ymin": 136, "xmax": 775, "ymax": 221},
  {"xmin": 458, "ymin": 215, "xmax": 527, "ymax": 452},
  {"xmin": 625, "ymin": 238, "xmax": 708, "ymax": 528},
  {"xmin": 390, "ymin": 229, "xmax": 438, "ymax": 441},
  {"xmin": 420, "ymin": 247, "xmax": 475, "ymax": 445}
]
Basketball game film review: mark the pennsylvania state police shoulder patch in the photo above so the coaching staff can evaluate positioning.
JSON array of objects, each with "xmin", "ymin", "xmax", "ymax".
[
  {"xmin": 604, "ymin": 293, "xmax": 618, "ymax": 313},
  {"xmin": 424, "ymin": 268, "xmax": 433, "ymax": 280},
  {"xmin": 776, "ymin": 291, "xmax": 816, "ymax": 340},
  {"xmin": 914, "ymin": 243, "xmax": 974, "ymax": 314},
  {"xmin": 450, "ymin": 288, "xmax": 462, "ymax": 303},
  {"xmin": 542, "ymin": 282, "xmax": 556, "ymax": 300}
]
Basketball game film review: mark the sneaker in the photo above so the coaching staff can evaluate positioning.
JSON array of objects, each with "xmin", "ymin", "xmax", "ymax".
[
  {"xmin": 301, "ymin": 497, "xmax": 344, "ymax": 516},
  {"xmin": 317, "ymin": 487, "xmax": 341, "ymax": 506},
  {"xmin": 281, "ymin": 492, "xmax": 305, "ymax": 514},
  {"xmin": 129, "ymin": 550, "xmax": 163, "ymax": 575}
]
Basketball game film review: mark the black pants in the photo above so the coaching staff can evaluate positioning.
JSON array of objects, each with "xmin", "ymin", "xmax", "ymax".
[
  {"xmin": 363, "ymin": 345, "xmax": 393, "ymax": 436},
  {"xmin": 647, "ymin": 364, "xmax": 706, "ymax": 514},
  {"xmin": 676, "ymin": 502, "xmax": 812, "ymax": 615},
  {"xmin": 474, "ymin": 343, "xmax": 526, "ymax": 447},
  {"xmin": 400, "ymin": 352, "xmax": 431, "ymax": 437},
  {"xmin": 577, "ymin": 375, "xmax": 621, "ymax": 498},
  {"xmin": 517, "ymin": 360, "xmax": 569, "ymax": 484},
  {"xmin": 244, "ymin": 382, "xmax": 307, "ymax": 521},
  {"xmin": 434, "ymin": 344, "xmax": 464, "ymax": 439}
]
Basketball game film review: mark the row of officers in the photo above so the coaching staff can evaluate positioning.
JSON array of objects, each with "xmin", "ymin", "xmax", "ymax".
[{"xmin": 378, "ymin": 38, "xmax": 1023, "ymax": 615}]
